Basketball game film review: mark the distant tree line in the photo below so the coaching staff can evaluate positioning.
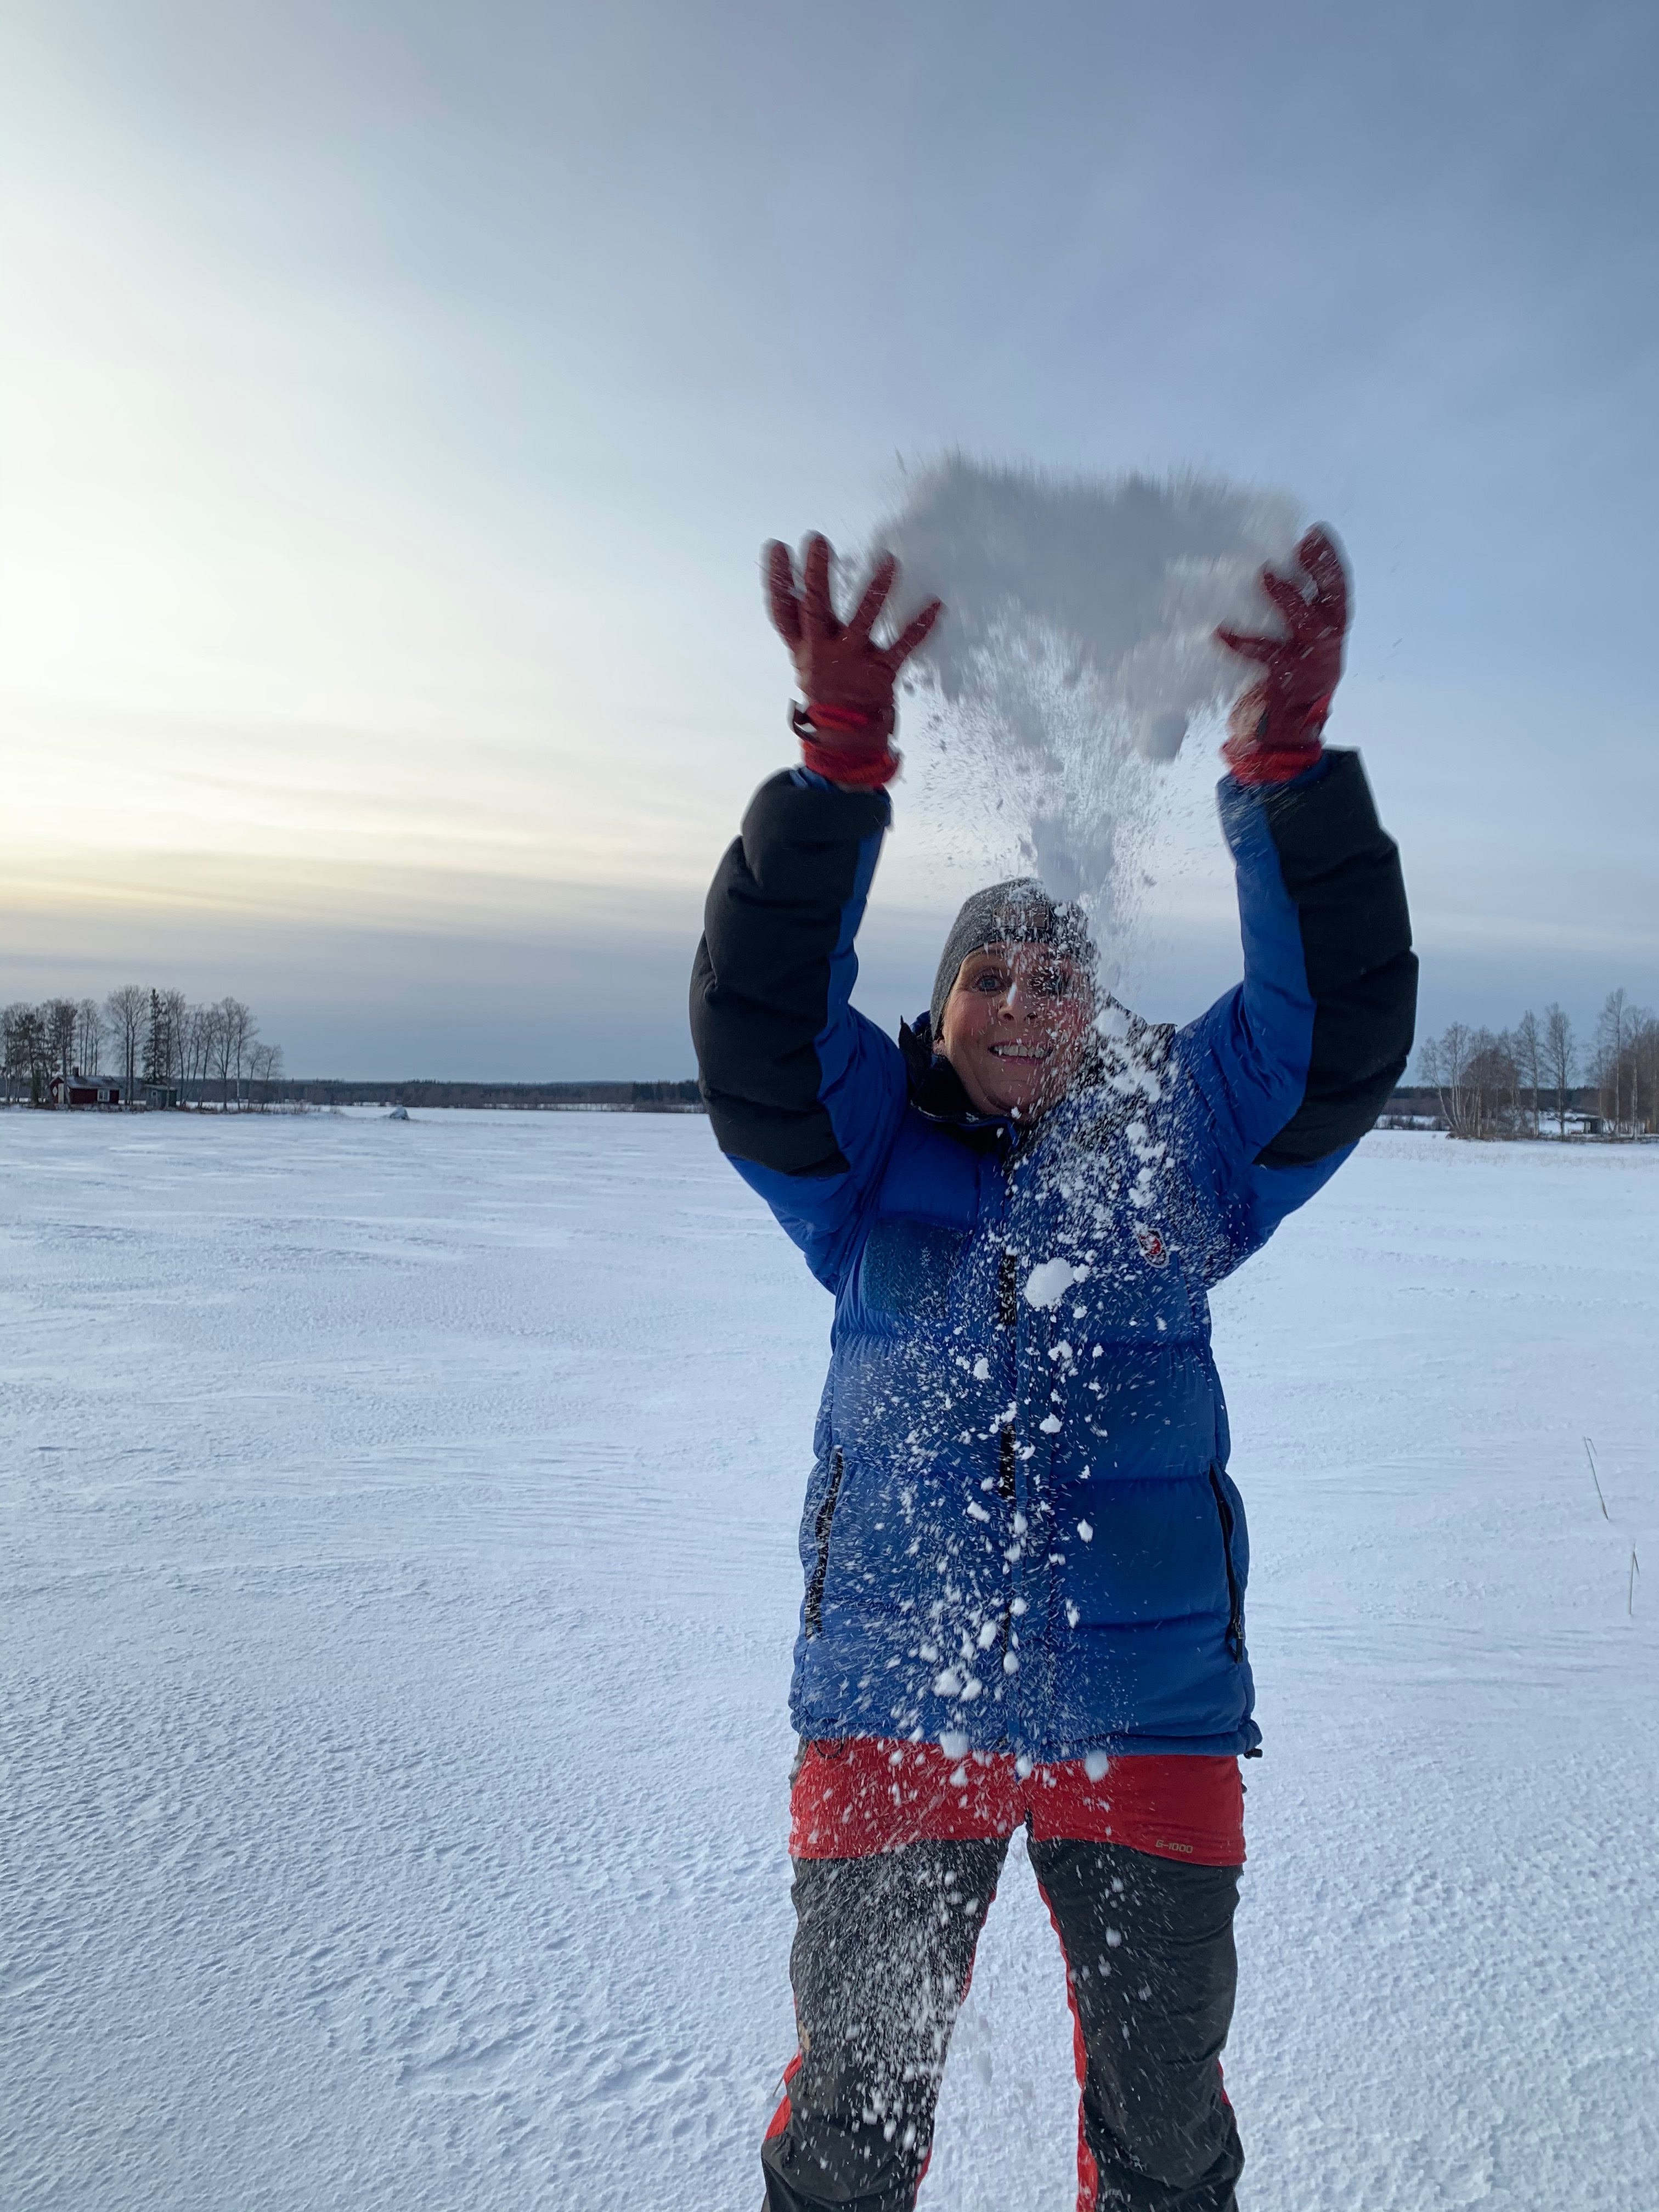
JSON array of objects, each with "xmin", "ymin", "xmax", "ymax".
[
  {"xmin": 1416, "ymin": 990, "xmax": 1656, "ymax": 1139},
  {"xmin": 1, "ymin": 1002, "xmax": 699, "ymax": 1113},
  {"xmin": 266, "ymin": 1078, "xmax": 704, "ymax": 1111},
  {"xmin": 1, "ymin": 987, "xmax": 284, "ymax": 1109}
]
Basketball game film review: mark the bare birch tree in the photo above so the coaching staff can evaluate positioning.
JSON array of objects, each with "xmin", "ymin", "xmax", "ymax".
[
  {"xmin": 208, "ymin": 997, "xmax": 255, "ymax": 1108},
  {"xmin": 224, "ymin": 999, "xmax": 256, "ymax": 1105},
  {"xmin": 1595, "ymin": 989, "xmax": 1630, "ymax": 1132},
  {"xmin": 75, "ymin": 999, "xmax": 106, "ymax": 1077},
  {"xmin": 1420, "ymin": 1024, "xmax": 1476, "ymax": 1136},
  {"xmin": 1636, "ymin": 1011, "xmax": 1657, "ymax": 1136},
  {"xmin": 1467, "ymin": 1029, "xmax": 1519, "ymax": 1137},
  {"xmin": 1542, "ymin": 1003, "xmax": 1576, "ymax": 1136},
  {"xmin": 104, "ymin": 985, "xmax": 148, "ymax": 1101},
  {"xmin": 1626, "ymin": 1006, "xmax": 1654, "ymax": 1136},
  {"xmin": 248, "ymin": 1040, "xmax": 284, "ymax": 1107},
  {"xmin": 197, "ymin": 1002, "xmax": 224, "ymax": 1108},
  {"xmin": 195, "ymin": 1004, "xmax": 219, "ymax": 1099},
  {"xmin": 1513, "ymin": 1009, "xmax": 1542, "ymax": 1137}
]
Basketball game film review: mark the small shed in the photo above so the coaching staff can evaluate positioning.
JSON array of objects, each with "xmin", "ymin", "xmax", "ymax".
[{"xmin": 144, "ymin": 1084, "xmax": 180, "ymax": 1110}]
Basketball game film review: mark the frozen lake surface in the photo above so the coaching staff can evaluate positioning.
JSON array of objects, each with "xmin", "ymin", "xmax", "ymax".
[{"xmin": 3, "ymin": 1111, "xmax": 1656, "ymax": 2212}]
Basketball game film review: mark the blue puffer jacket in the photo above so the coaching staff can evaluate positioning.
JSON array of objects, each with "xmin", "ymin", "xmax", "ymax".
[{"xmin": 690, "ymin": 753, "xmax": 1414, "ymax": 1760}]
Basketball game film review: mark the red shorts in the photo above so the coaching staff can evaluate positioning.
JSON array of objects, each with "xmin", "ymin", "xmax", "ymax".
[{"xmin": 789, "ymin": 1738, "xmax": 1244, "ymax": 1867}]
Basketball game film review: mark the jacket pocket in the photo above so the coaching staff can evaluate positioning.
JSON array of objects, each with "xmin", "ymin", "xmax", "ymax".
[
  {"xmin": 804, "ymin": 1448, "xmax": 844, "ymax": 1639},
  {"xmin": 1207, "ymin": 1463, "xmax": 1245, "ymax": 1661}
]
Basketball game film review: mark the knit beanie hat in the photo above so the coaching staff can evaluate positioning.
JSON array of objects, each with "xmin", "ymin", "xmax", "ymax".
[{"xmin": 928, "ymin": 879, "xmax": 1098, "ymax": 1034}]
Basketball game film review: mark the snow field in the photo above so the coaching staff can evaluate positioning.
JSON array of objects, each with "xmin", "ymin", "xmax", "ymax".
[{"xmin": 2, "ymin": 1114, "xmax": 1655, "ymax": 2211}]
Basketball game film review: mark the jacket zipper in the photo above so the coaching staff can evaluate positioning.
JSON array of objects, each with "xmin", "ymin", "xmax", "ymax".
[
  {"xmin": 804, "ymin": 1448, "xmax": 843, "ymax": 1639},
  {"xmin": 997, "ymin": 1246, "xmax": 1018, "ymax": 1504},
  {"xmin": 997, "ymin": 1246, "xmax": 1019, "ymax": 1650},
  {"xmin": 997, "ymin": 1246, "xmax": 1019, "ymax": 1329},
  {"xmin": 1207, "ymin": 1464, "xmax": 1245, "ymax": 1661}
]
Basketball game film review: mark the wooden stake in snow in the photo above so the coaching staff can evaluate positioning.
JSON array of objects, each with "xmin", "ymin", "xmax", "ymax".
[{"xmin": 1584, "ymin": 1436, "xmax": 1610, "ymax": 1519}]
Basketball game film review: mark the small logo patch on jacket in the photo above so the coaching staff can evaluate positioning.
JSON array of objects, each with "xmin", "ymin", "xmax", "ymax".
[{"xmin": 1136, "ymin": 1227, "xmax": 1169, "ymax": 1265}]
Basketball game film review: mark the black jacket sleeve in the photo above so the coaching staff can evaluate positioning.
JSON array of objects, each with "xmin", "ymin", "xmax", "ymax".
[
  {"xmin": 1254, "ymin": 750, "xmax": 1418, "ymax": 1166},
  {"xmin": 690, "ymin": 771, "xmax": 893, "ymax": 1176}
]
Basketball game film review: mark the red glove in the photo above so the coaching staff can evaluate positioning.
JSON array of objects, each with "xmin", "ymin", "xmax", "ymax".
[
  {"xmin": 1216, "ymin": 526, "xmax": 1349, "ymax": 787},
  {"xmin": 765, "ymin": 534, "xmax": 943, "ymax": 788}
]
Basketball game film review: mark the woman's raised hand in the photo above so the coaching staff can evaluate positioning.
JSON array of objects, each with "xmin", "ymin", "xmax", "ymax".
[
  {"xmin": 764, "ymin": 534, "xmax": 943, "ymax": 752},
  {"xmin": 1216, "ymin": 526, "xmax": 1350, "ymax": 753},
  {"xmin": 1214, "ymin": 527, "xmax": 1351, "ymax": 787}
]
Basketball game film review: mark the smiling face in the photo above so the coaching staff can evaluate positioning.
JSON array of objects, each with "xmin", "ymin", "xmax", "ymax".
[{"xmin": 935, "ymin": 943, "xmax": 1095, "ymax": 1121}]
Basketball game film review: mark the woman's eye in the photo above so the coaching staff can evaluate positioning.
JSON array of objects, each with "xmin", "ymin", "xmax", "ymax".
[{"xmin": 973, "ymin": 972, "xmax": 1008, "ymax": 993}]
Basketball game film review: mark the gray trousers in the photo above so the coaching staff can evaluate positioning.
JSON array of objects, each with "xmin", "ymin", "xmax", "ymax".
[{"xmin": 761, "ymin": 1838, "xmax": 1243, "ymax": 2212}]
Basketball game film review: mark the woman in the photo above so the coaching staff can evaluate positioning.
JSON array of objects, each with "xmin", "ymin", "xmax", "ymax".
[{"xmin": 690, "ymin": 528, "xmax": 1415, "ymax": 2212}]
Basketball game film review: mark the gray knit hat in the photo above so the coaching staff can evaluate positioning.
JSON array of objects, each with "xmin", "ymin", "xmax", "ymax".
[{"xmin": 928, "ymin": 879, "xmax": 1098, "ymax": 1033}]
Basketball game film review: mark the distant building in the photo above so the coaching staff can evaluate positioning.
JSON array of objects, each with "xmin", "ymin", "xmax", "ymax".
[
  {"xmin": 144, "ymin": 1084, "xmax": 180, "ymax": 1110},
  {"xmin": 49, "ymin": 1068, "xmax": 122, "ymax": 1108}
]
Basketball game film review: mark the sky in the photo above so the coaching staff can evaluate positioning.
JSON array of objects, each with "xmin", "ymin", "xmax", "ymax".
[{"xmin": 2, "ymin": 0, "xmax": 1656, "ymax": 1079}]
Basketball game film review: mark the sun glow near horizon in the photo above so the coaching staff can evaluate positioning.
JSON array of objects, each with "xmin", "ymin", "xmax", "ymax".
[{"xmin": 4, "ymin": 0, "xmax": 1656, "ymax": 1079}]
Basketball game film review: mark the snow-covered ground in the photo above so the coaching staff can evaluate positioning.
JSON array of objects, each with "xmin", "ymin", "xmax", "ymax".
[{"xmin": 3, "ymin": 1111, "xmax": 1655, "ymax": 2212}]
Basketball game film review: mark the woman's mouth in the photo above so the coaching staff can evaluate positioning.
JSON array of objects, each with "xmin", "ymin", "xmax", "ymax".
[{"xmin": 988, "ymin": 1042, "xmax": 1052, "ymax": 1062}]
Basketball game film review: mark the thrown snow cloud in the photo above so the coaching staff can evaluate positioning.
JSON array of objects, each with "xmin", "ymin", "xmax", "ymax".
[
  {"xmin": 876, "ymin": 456, "xmax": 1305, "ymax": 926},
  {"xmin": 885, "ymin": 456, "xmax": 1305, "ymax": 760}
]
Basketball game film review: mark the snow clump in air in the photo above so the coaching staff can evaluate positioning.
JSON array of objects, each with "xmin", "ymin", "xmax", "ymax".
[
  {"xmin": 1024, "ymin": 1257, "xmax": 1081, "ymax": 1310},
  {"xmin": 877, "ymin": 454, "xmax": 1306, "ymax": 936}
]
